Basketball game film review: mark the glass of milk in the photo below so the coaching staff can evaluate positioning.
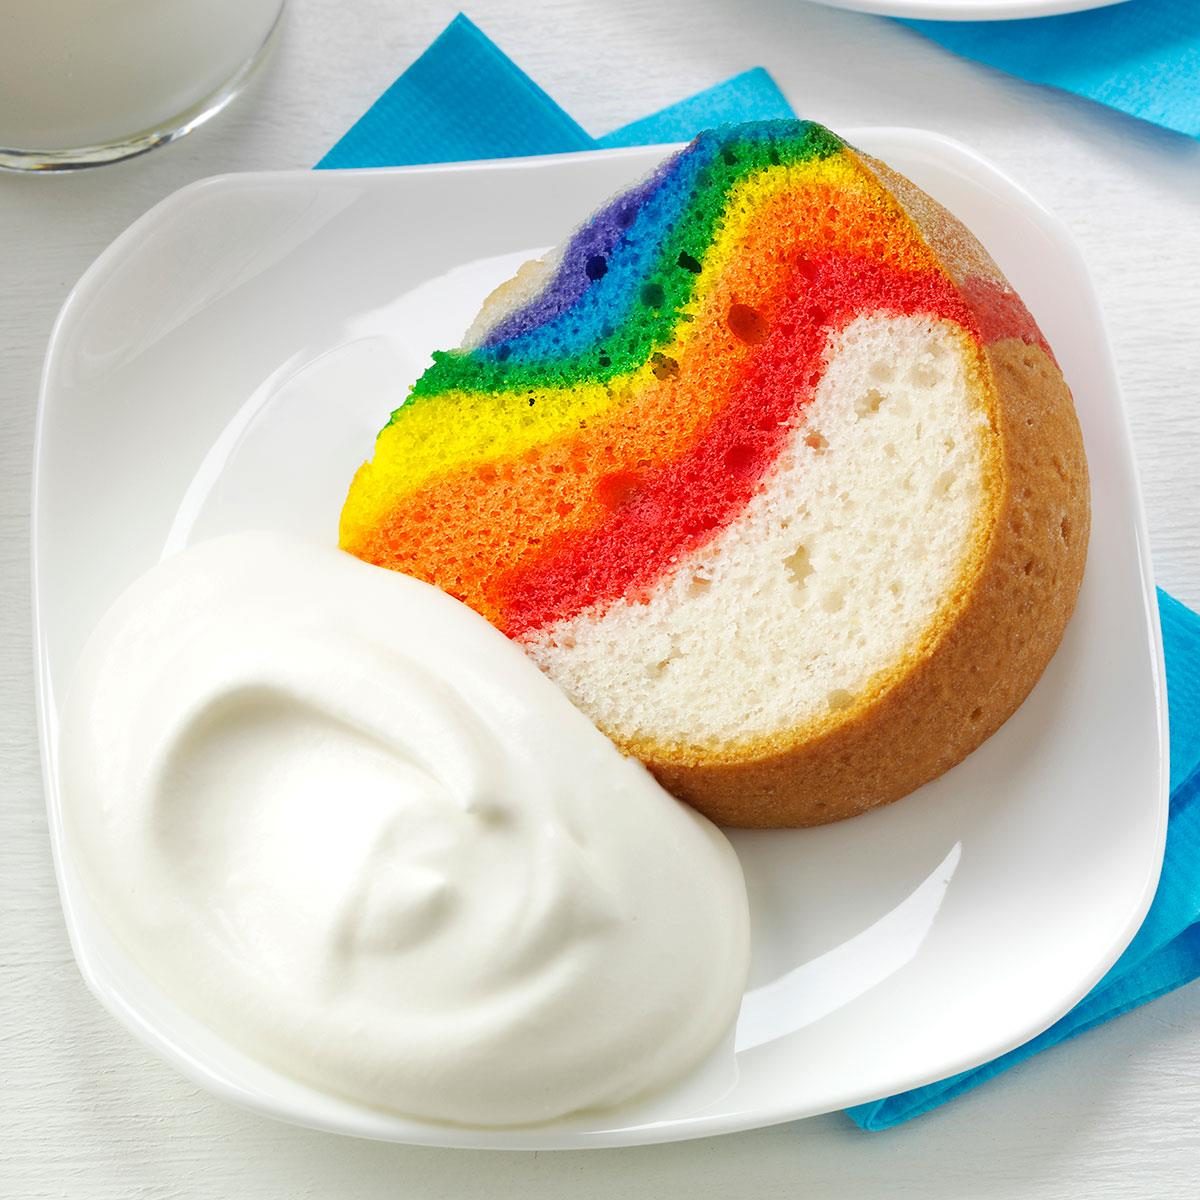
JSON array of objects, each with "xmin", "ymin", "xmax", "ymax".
[{"xmin": 0, "ymin": 0, "xmax": 285, "ymax": 171}]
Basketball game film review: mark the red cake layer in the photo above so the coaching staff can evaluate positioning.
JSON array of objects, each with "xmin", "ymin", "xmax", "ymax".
[{"xmin": 497, "ymin": 252, "xmax": 980, "ymax": 637}]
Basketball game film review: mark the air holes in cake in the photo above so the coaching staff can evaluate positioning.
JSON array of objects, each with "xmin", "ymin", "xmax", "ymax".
[
  {"xmin": 910, "ymin": 363, "xmax": 939, "ymax": 389},
  {"xmin": 821, "ymin": 589, "xmax": 844, "ymax": 614},
  {"xmin": 727, "ymin": 302, "xmax": 769, "ymax": 345},
  {"xmin": 805, "ymin": 432, "xmax": 828, "ymax": 453},
  {"xmin": 783, "ymin": 545, "xmax": 813, "ymax": 590},
  {"xmin": 724, "ymin": 443, "xmax": 756, "ymax": 477},
  {"xmin": 883, "ymin": 442, "xmax": 897, "ymax": 459},
  {"xmin": 677, "ymin": 251, "xmax": 702, "ymax": 274},
  {"xmin": 1061, "ymin": 516, "xmax": 1072, "ymax": 544},
  {"xmin": 646, "ymin": 634, "xmax": 679, "ymax": 679},
  {"xmin": 934, "ymin": 470, "xmax": 957, "ymax": 498},
  {"xmin": 794, "ymin": 256, "xmax": 819, "ymax": 284},
  {"xmin": 585, "ymin": 255, "xmax": 608, "ymax": 282},
  {"xmin": 827, "ymin": 689, "xmax": 853, "ymax": 712},
  {"xmin": 650, "ymin": 352, "xmax": 680, "ymax": 381},
  {"xmin": 688, "ymin": 575, "xmax": 712, "ymax": 598},
  {"xmin": 640, "ymin": 282, "xmax": 665, "ymax": 308},
  {"xmin": 596, "ymin": 470, "xmax": 641, "ymax": 510},
  {"xmin": 969, "ymin": 707, "xmax": 983, "ymax": 723},
  {"xmin": 855, "ymin": 388, "xmax": 885, "ymax": 419},
  {"xmin": 889, "ymin": 580, "xmax": 903, "ymax": 598},
  {"xmin": 555, "ymin": 501, "xmax": 573, "ymax": 518}
]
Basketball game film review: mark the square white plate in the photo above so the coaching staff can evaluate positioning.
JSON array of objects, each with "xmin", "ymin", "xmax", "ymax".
[{"xmin": 34, "ymin": 129, "xmax": 1167, "ymax": 1149}]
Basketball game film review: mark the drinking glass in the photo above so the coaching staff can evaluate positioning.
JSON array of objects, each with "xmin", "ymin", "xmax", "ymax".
[{"xmin": 0, "ymin": 0, "xmax": 285, "ymax": 171}]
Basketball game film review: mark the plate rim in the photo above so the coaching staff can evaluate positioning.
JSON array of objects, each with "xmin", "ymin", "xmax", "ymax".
[
  {"xmin": 32, "ymin": 127, "xmax": 1170, "ymax": 1149},
  {"xmin": 811, "ymin": 0, "xmax": 1129, "ymax": 20}
]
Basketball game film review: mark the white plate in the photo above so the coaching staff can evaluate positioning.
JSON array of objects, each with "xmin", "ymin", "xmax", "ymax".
[
  {"xmin": 33, "ymin": 129, "xmax": 1167, "ymax": 1149},
  {"xmin": 814, "ymin": 0, "xmax": 1128, "ymax": 19}
]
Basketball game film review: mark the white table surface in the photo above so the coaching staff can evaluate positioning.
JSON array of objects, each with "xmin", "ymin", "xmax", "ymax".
[{"xmin": 3, "ymin": 1, "xmax": 1199, "ymax": 1195}]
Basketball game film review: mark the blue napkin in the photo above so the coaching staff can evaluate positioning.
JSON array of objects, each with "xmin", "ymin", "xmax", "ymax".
[
  {"xmin": 901, "ymin": 0, "xmax": 1200, "ymax": 141},
  {"xmin": 318, "ymin": 14, "xmax": 1200, "ymax": 1130},
  {"xmin": 318, "ymin": 13, "xmax": 791, "ymax": 168}
]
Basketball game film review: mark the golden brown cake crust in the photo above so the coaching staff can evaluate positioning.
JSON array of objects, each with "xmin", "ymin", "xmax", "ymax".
[
  {"xmin": 632, "ymin": 160, "xmax": 1091, "ymax": 828},
  {"xmin": 645, "ymin": 339, "xmax": 1089, "ymax": 826}
]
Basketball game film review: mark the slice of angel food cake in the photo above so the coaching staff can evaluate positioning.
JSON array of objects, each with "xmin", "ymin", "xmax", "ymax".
[{"xmin": 339, "ymin": 120, "xmax": 1089, "ymax": 827}]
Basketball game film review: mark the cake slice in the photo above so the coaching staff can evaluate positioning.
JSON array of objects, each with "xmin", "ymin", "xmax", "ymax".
[{"xmin": 340, "ymin": 120, "xmax": 1089, "ymax": 827}]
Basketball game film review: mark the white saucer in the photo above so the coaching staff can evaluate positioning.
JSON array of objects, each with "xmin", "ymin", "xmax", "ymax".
[
  {"xmin": 814, "ymin": 0, "xmax": 1129, "ymax": 20},
  {"xmin": 33, "ymin": 128, "xmax": 1167, "ymax": 1148}
]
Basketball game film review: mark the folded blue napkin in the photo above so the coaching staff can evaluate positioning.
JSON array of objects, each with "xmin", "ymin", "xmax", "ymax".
[
  {"xmin": 318, "ymin": 13, "xmax": 1200, "ymax": 1130},
  {"xmin": 901, "ymin": 0, "xmax": 1200, "ymax": 141},
  {"xmin": 318, "ymin": 13, "xmax": 791, "ymax": 168}
]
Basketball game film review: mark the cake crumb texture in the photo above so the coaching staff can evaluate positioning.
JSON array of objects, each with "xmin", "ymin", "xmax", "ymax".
[{"xmin": 340, "ymin": 120, "xmax": 1089, "ymax": 826}]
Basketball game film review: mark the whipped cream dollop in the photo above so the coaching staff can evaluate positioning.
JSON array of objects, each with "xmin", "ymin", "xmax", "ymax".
[{"xmin": 59, "ymin": 533, "xmax": 749, "ymax": 1126}]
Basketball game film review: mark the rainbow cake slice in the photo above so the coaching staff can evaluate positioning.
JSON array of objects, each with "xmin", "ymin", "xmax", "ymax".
[{"xmin": 340, "ymin": 120, "xmax": 1089, "ymax": 827}]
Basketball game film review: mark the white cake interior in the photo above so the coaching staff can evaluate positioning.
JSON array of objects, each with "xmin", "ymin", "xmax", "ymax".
[{"xmin": 521, "ymin": 313, "xmax": 991, "ymax": 748}]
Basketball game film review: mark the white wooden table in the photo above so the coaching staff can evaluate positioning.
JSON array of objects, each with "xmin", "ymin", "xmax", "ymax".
[{"xmin": 3, "ymin": 1, "xmax": 1198, "ymax": 1195}]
